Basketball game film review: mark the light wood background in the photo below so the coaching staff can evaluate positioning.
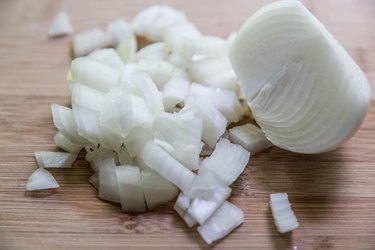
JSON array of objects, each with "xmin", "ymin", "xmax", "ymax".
[{"xmin": 0, "ymin": 0, "xmax": 374, "ymax": 249}]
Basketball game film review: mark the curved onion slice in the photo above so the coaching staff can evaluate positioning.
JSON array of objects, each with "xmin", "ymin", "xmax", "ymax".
[
  {"xmin": 26, "ymin": 168, "xmax": 59, "ymax": 191},
  {"xmin": 229, "ymin": 0, "xmax": 371, "ymax": 154}
]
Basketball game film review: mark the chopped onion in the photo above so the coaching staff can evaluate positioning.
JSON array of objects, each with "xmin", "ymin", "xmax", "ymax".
[
  {"xmin": 174, "ymin": 204, "xmax": 197, "ymax": 228},
  {"xmin": 135, "ymin": 42, "xmax": 171, "ymax": 61},
  {"xmin": 88, "ymin": 48, "xmax": 124, "ymax": 70},
  {"xmin": 188, "ymin": 83, "xmax": 242, "ymax": 123},
  {"xmin": 153, "ymin": 111, "xmax": 202, "ymax": 170},
  {"xmin": 54, "ymin": 131, "xmax": 83, "ymax": 154},
  {"xmin": 197, "ymin": 201, "xmax": 244, "ymax": 244},
  {"xmin": 73, "ymin": 28, "xmax": 111, "ymax": 57},
  {"xmin": 124, "ymin": 127, "xmax": 154, "ymax": 157},
  {"xmin": 189, "ymin": 56, "xmax": 239, "ymax": 93},
  {"xmin": 200, "ymin": 138, "xmax": 250, "ymax": 186},
  {"xmin": 270, "ymin": 193, "xmax": 299, "ymax": 233},
  {"xmin": 70, "ymin": 57, "xmax": 120, "ymax": 92},
  {"xmin": 139, "ymin": 141, "xmax": 195, "ymax": 194},
  {"xmin": 48, "ymin": 11, "xmax": 72, "ymax": 37},
  {"xmin": 98, "ymin": 158, "xmax": 120, "ymax": 203},
  {"xmin": 26, "ymin": 168, "xmax": 59, "ymax": 191},
  {"xmin": 116, "ymin": 165, "xmax": 146, "ymax": 212},
  {"xmin": 161, "ymin": 76, "xmax": 190, "ymax": 111},
  {"xmin": 51, "ymin": 104, "xmax": 86, "ymax": 144},
  {"xmin": 138, "ymin": 59, "xmax": 175, "ymax": 89},
  {"xmin": 184, "ymin": 96, "xmax": 227, "ymax": 148},
  {"xmin": 107, "ymin": 19, "xmax": 135, "ymax": 47},
  {"xmin": 229, "ymin": 124, "xmax": 273, "ymax": 154},
  {"xmin": 35, "ymin": 151, "xmax": 77, "ymax": 168},
  {"xmin": 174, "ymin": 193, "xmax": 197, "ymax": 228},
  {"xmin": 141, "ymin": 170, "xmax": 178, "ymax": 210},
  {"xmin": 131, "ymin": 5, "xmax": 187, "ymax": 41},
  {"xmin": 187, "ymin": 183, "xmax": 231, "ymax": 225}
]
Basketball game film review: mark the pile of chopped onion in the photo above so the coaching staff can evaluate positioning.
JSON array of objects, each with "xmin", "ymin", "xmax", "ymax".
[
  {"xmin": 33, "ymin": 0, "xmax": 373, "ymax": 243},
  {"xmin": 31, "ymin": 4, "xmax": 275, "ymax": 244}
]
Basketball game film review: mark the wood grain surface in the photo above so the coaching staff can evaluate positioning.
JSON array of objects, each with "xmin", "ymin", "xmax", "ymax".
[{"xmin": 0, "ymin": 0, "xmax": 374, "ymax": 249}]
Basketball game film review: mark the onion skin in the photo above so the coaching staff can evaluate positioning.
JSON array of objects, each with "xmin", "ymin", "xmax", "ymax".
[{"xmin": 229, "ymin": 0, "xmax": 371, "ymax": 154}]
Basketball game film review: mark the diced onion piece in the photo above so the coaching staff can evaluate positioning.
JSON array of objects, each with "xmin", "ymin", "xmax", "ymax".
[
  {"xmin": 107, "ymin": 19, "xmax": 135, "ymax": 47},
  {"xmin": 70, "ymin": 57, "xmax": 120, "ymax": 92},
  {"xmin": 135, "ymin": 42, "xmax": 171, "ymax": 61},
  {"xmin": 229, "ymin": 124, "xmax": 273, "ymax": 154},
  {"xmin": 26, "ymin": 168, "xmax": 59, "ymax": 191},
  {"xmin": 188, "ymin": 171, "xmax": 228, "ymax": 200},
  {"xmin": 71, "ymin": 82, "xmax": 106, "ymax": 112},
  {"xmin": 88, "ymin": 48, "xmax": 124, "ymax": 70},
  {"xmin": 73, "ymin": 106, "xmax": 123, "ymax": 151},
  {"xmin": 174, "ymin": 193, "xmax": 197, "ymax": 228},
  {"xmin": 131, "ymin": 5, "xmax": 187, "ymax": 41},
  {"xmin": 35, "ymin": 151, "xmax": 77, "ymax": 168},
  {"xmin": 138, "ymin": 59, "xmax": 175, "ymax": 89},
  {"xmin": 187, "ymin": 183, "xmax": 231, "ymax": 225},
  {"xmin": 141, "ymin": 170, "xmax": 179, "ymax": 210},
  {"xmin": 51, "ymin": 104, "xmax": 86, "ymax": 144},
  {"xmin": 200, "ymin": 138, "xmax": 250, "ymax": 186},
  {"xmin": 175, "ymin": 192, "xmax": 192, "ymax": 211},
  {"xmin": 197, "ymin": 201, "xmax": 244, "ymax": 244},
  {"xmin": 163, "ymin": 22, "xmax": 202, "ymax": 49},
  {"xmin": 174, "ymin": 204, "xmax": 197, "ymax": 228},
  {"xmin": 270, "ymin": 193, "xmax": 299, "ymax": 233},
  {"xmin": 229, "ymin": 0, "xmax": 371, "ymax": 154},
  {"xmin": 120, "ymin": 63, "xmax": 139, "ymax": 83},
  {"xmin": 88, "ymin": 173, "xmax": 99, "ymax": 190},
  {"xmin": 162, "ymin": 77, "xmax": 190, "ymax": 111},
  {"xmin": 98, "ymin": 158, "xmax": 120, "ymax": 203},
  {"xmin": 189, "ymin": 56, "xmax": 239, "ymax": 93},
  {"xmin": 48, "ymin": 11, "xmax": 72, "ymax": 37},
  {"xmin": 188, "ymin": 83, "xmax": 242, "ymax": 122},
  {"xmin": 73, "ymin": 28, "xmax": 111, "ymax": 57},
  {"xmin": 127, "ymin": 71, "xmax": 164, "ymax": 113},
  {"xmin": 124, "ymin": 127, "xmax": 154, "ymax": 157},
  {"xmin": 117, "ymin": 36, "xmax": 137, "ymax": 64},
  {"xmin": 139, "ymin": 141, "xmax": 195, "ymax": 194},
  {"xmin": 100, "ymin": 89, "xmax": 154, "ymax": 138},
  {"xmin": 184, "ymin": 96, "xmax": 227, "ymax": 148},
  {"xmin": 153, "ymin": 111, "xmax": 202, "ymax": 170},
  {"xmin": 116, "ymin": 165, "xmax": 146, "ymax": 212},
  {"xmin": 54, "ymin": 131, "xmax": 83, "ymax": 154}
]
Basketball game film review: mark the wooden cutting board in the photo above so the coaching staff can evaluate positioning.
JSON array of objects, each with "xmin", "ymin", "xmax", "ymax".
[{"xmin": 0, "ymin": 0, "xmax": 374, "ymax": 249}]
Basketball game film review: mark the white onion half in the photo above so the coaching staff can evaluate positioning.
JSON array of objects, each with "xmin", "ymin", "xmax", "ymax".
[{"xmin": 229, "ymin": 0, "xmax": 371, "ymax": 154}]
